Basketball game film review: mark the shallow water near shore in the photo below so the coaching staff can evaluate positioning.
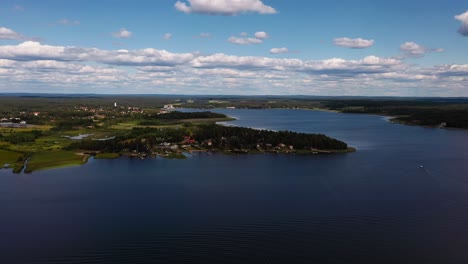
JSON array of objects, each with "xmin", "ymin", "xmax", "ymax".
[{"xmin": 1, "ymin": 109, "xmax": 468, "ymax": 263}]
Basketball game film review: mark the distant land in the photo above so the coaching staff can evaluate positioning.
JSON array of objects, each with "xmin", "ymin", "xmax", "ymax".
[
  {"xmin": 1, "ymin": 94, "xmax": 467, "ymax": 172},
  {"xmin": 0, "ymin": 95, "xmax": 357, "ymax": 173}
]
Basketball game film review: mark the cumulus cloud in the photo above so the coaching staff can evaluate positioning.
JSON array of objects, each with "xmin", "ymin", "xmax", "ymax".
[
  {"xmin": 228, "ymin": 36, "xmax": 262, "ymax": 45},
  {"xmin": 333, "ymin": 37, "xmax": 374, "ymax": 49},
  {"xmin": 163, "ymin": 33, "xmax": 173, "ymax": 40},
  {"xmin": 174, "ymin": 0, "xmax": 277, "ymax": 15},
  {"xmin": 0, "ymin": 41, "xmax": 195, "ymax": 66},
  {"xmin": 0, "ymin": 41, "xmax": 466, "ymax": 96},
  {"xmin": 0, "ymin": 27, "xmax": 25, "ymax": 40},
  {"xmin": 0, "ymin": 41, "xmax": 404, "ymax": 76},
  {"xmin": 228, "ymin": 31, "xmax": 269, "ymax": 45},
  {"xmin": 254, "ymin": 31, "xmax": 269, "ymax": 39},
  {"xmin": 455, "ymin": 11, "xmax": 468, "ymax": 36},
  {"xmin": 270, "ymin": 47, "xmax": 289, "ymax": 54},
  {"xmin": 57, "ymin": 19, "xmax": 80, "ymax": 25},
  {"xmin": 112, "ymin": 28, "xmax": 132, "ymax": 39},
  {"xmin": 399, "ymin": 42, "xmax": 443, "ymax": 58}
]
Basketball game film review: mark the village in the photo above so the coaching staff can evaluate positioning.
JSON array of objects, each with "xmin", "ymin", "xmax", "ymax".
[{"xmin": 0, "ymin": 99, "xmax": 351, "ymax": 173}]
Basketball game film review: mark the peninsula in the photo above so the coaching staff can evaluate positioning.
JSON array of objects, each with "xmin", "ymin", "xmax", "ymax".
[{"xmin": 0, "ymin": 96, "xmax": 353, "ymax": 173}]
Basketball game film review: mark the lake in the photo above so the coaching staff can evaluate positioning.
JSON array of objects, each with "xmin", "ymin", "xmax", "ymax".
[{"xmin": 1, "ymin": 109, "xmax": 468, "ymax": 263}]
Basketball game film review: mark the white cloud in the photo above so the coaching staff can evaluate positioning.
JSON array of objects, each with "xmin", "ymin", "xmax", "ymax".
[
  {"xmin": 0, "ymin": 41, "xmax": 195, "ymax": 66},
  {"xmin": 163, "ymin": 33, "xmax": 173, "ymax": 40},
  {"xmin": 333, "ymin": 37, "xmax": 374, "ymax": 49},
  {"xmin": 112, "ymin": 28, "xmax": 132, "ymax": 38},
  {"xmin": 0, "ymin": 27, "xmax": 25, "ymax": 40},
  {"xmin": 455, "ymin": 11, "xmax": 468, "ymax": 36},
  {"xmin": 174, "ymin": 0, "xmax": 277, "ymax": 15},
  {"xmin": 254, "ymin": 31, "xmax": 269, "ymax": 39},
  {"xmin": 270, "ymin": 47, "xmax": 289, "ymax": 54},
  {"xmin": 228, "ymin": 36, "xmax": 263, "ymax": 45},
  {"xmin": 228, "ymin": 31, "xmax": 269, "ymax": 45},
  {"xmin": 57, "ymin": 19, "xmax": 80, "ymax": 25},
  {"xmin": 0, "ymin": 41, "xmax": 466, "ymax": 96},
  {"xmin": 399, "ymin": 42, "xmax": 443, "ymax": 58}
]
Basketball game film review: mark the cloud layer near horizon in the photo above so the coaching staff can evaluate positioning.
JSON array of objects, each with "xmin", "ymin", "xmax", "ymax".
[{"xmin": 0, "ymin": 41, "xmax": 466, "ymax": 96}]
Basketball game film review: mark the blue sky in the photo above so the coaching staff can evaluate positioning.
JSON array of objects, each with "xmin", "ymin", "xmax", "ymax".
[{"xmin": 0, "ymin": 0, "xmax": 467, "ymax": 96}]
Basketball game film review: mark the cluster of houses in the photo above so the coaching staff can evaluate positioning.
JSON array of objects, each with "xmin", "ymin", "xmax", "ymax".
[
  {"xmin": 0, "ymin": 118, "xmax": 27, "ymax": 128},
  {"xmin": 159, "ymin": 104, "xmax": 175, "ymax": 114}
]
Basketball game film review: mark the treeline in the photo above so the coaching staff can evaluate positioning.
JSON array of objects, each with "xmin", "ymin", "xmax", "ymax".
[
  {"xmin": 1, "ymin": 130, "xmax": 42, "ymax": 144},
  {"xmin": 64, "ymin": 139, "xmax": 123, "ymax": 152},
  {"xmin": 64, "ymin": 124, "xmax": 348, "ymax": 153},
  {"xmin": 393, "ymin": 109, "xmax": 468, "ymax": 128},
  {"xmin": 65, "ymin": 127, "xmax": 187, "ymax": 152},
  {"xmin": 194, "ymin": 125, "xmax": 348, "ymax": 150},
  {"xmin": 324, "ymin": 100, "xmax": 468, "ymax": 129},
  {"xmin": 51, "ymin": 119, "xmax": 94, "ymax": 131}
]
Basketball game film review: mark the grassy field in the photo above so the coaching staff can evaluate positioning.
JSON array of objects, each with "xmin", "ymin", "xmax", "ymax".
[
  {"xmin": 111, "ymin": 122, "xmax": 181, "ymax": 130},
  {"xmin": 0, "ymin": 125, "xmax": 52, "ymax": 135},
  {"xmin": 25, "ymin": 151, "xmax": 88, "ymax": 173},
  {"xmin": 0, "ymin": 149, "xmax": 23, "ymax": 167}
]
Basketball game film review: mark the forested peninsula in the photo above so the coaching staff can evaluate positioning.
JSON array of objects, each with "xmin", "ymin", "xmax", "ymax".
[{"xmin": 0, "ymin": 97, "xmax": 353, "ymax": 173}]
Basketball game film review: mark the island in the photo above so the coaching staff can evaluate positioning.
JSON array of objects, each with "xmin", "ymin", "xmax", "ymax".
[{"xmin": 0, "ymin": 96, "xmax": 354, "ymax": 173}]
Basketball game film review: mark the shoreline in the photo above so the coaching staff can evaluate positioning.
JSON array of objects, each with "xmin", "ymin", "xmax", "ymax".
[{"xmin": 6, "ymin": 146, "xmax": 356, "ymax": 174}]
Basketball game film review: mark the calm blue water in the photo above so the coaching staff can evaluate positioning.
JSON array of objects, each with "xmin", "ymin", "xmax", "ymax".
[{"xmin": 1, "ymin": 109, "xmax": 468, "ymax": 264}]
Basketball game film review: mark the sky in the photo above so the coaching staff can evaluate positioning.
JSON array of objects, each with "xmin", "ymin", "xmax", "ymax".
[{"xmin": 0, "ymin": 0, "xmax": 467, "ymax": 96}]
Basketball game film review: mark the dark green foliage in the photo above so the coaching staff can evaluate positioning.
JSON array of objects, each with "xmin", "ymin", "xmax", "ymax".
[
  {"xmin": 138, "ymin": 120, "xmax": 166, "ymax": 126},
  {"xmin": 6, "ymin": 130, "xmax": 42, "ymax": 144},
  {"xmin": 394, "ymin": 109, "xmax": 468, "ymax": 128},
  {"xmin": 326, "ymin": 100, "xmax": 468, "ymax": 129},
  {"xmin": 194, "ymin": 124, "xmax": 348, "ymax": 150},
  {"xmin": 65, "ymin": 139, "xmax": 123, "ymax": 152},
  {"xmin": 52, "ymin": 119, "xmax": 94, "ymax": 131}
]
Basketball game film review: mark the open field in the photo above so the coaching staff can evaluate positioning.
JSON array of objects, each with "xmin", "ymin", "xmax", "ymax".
[
  {"xmin": 25, "ymin": 151, "xmax": 87, "ymax": 173},
  {"xmin": 0, "ymin": 149, "xmax": 23, "ymax": 169}
]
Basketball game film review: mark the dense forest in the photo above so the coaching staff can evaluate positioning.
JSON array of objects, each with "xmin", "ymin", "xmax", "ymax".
[
  {"xmin": 193, "ymin": 124, "xmax": 348, "ymax": 150},
  {"xmin": 65, "ymin": 124, "xmax": 348, "ymax": 154},
  {"xmin": 325, "ymin": 100, "xmax": 468, "ymax": 129}
]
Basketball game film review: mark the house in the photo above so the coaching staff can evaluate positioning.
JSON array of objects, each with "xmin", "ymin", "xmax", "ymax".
[{"xmin": 183, "ymin": 136, "xmax": 196, "ymax": 144}]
